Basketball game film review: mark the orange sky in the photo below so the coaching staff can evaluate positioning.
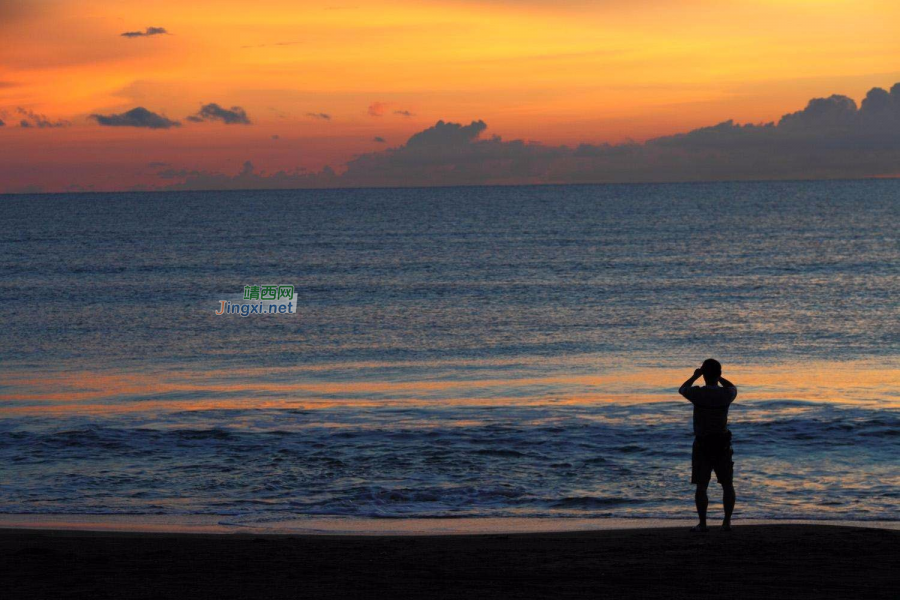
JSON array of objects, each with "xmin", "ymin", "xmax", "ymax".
[{"xmin": 2, "ymin": 0, "xmax": 899, "ymax": 191}]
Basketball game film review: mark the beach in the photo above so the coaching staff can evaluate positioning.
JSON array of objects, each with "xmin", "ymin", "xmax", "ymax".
[{"xmin": 2, "ymin": 524, "xmax": 897, "ymax": 599}]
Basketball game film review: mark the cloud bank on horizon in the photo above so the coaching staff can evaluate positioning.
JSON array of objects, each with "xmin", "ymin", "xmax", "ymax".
[{"xmin": 153, "ymin": 83, "xmax": 900, "ymax": 191}]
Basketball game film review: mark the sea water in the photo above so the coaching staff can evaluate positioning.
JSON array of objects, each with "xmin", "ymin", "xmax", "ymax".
[{"xmin": 1, "ymin": 180, "xmax": 897, "ymax": 523}]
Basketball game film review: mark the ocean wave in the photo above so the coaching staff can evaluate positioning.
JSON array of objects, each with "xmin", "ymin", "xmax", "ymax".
[{"xmin": 1, "ymin": 401, "xmax": 897, "ymax": 520}]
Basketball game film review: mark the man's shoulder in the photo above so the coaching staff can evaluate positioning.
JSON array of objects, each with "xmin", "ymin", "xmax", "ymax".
[
  {"xmin": 709, "ymin": 385, "xmax": 737, "ymax": 401},
  {"xmin": 679, "ymin": 384, "xmax": 700, "ymax": 399}
]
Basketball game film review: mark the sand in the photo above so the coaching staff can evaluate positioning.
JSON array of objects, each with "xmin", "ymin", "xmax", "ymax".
[{"xmin": 2, "ymin": 524, "xmax": 897, "ymax": 599}]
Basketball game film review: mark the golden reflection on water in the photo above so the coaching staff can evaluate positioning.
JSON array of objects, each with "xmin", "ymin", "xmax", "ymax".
[{"xmin": 1, "ymin": 359, "xmax": 897, "ymax": 416}]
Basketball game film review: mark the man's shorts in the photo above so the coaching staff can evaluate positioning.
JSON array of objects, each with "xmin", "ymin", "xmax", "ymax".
[{"xmin": 691, "ymin": 431, "xmax": 733, "ymax": 485}]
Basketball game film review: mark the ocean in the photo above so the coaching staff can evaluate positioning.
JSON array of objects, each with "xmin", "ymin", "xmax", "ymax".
[{"xmin": 1, "ymin": 180, "xmax": 898, "ymax": 526}]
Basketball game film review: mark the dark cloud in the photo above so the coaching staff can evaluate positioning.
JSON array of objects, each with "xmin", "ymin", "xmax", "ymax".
[
  {"xmin": 306, "ymin": 112, "xmax": 331, "ymax": 120},
  {"xmin": 91, "ymin": 107, "xmax": 180, "ymax": 129},
  {"xmin": 155, "ymin": 82, "xmax": 900, "ymax": 190},
  {"xmin": 121, "ymin": 27, "xmax": 169, "ymax": 38},
  {"xmin": 0, "ymin": 119, "xmax": 4, "ymax": 127},
  {"xmin": 373, "ymin": 136, "xmax": 386, "ymax": 143},
  {"xmin": 625, "ymin": 84, "xmax": 900, "ymax": 181},
  {"xmin": 186, "ymin": 103, "xmax": 251, "ymax": 125},
  {"xmin": 147, "ymin": 161, "xmax": 170, "ymax": 168},
  {"xmin": 406, "ymin": 119, "xmax": 486, "ymax": 148},
  {"xmin": 271, "ymin": 134, "xmax": 280, "ymax": 140},
  {"xmin": 778, "ymin": 94, "xmax": 858, "ymax": 131},
  {"xmin": 336, "ymin": 119, "xmax": 563, "ymax": 187},
  {"xmin": 393, "ymin": 110, "xmax": 414, "ymax": 117},
  {"xmin": 16, "ymin": 108, "xmax": 70, "ymax": 128}
]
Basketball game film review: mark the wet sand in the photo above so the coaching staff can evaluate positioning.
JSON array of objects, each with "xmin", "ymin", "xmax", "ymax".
[{"xmin": 2, "ymin": 524, "xmax": 897, "ymax": 599}]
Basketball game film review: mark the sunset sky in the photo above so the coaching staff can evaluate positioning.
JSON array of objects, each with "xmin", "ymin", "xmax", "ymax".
[{"xmin": 2, "ymin": 0, "xmax": 900, "ymax": 192}]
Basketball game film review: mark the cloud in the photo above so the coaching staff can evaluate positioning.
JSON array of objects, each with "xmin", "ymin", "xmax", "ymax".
[
  {"xmin": 367, "ymin": 102, "xmax": 414, "ymax": 117},
  {"xmin": 154, "ymin": 82, "xmax": 900, "ymax": 190},
  {"xmin": 0, "ymin": 119, "xmax": 4, "ymax": 127},
  {"xmin": 406, "ymin": 119, "xmax": 486, "ymax": 148},
  {"xmin": 91, "ymin": 107, "xmax": 180, "ymax": 129},
  {"xmin": 186, "ymin": 103, "xmax": 251, "ymax": 125},
  {"xmin": 373, "ymin": 136, "xmax": 386, "ymax": 143},
  {"xmin": 271, "ymin": 134, "xmax": 280, "ymax": 140},
  {"xmin": 16, "ymin": 108, "xmax": 68, "ymax": 128},
  {"xmin": 623, "ymin": 83, "xmax": 900, "ymax": 181},
  {"xmin": 343, "ymin": 84, "xmax": 900, "ymax": 186},
  {"xmin": 16, "ymin": 108, "xmax": 70, "ymax": 128},
  {"xmin": 335, "ymin": 119, "xmax": 565, "ymax": 187},
  {"xmin": 306, "ymin": 112, "xmax": 331, "ymax": 120},
  {"xmin": 121, "ymin": 27, "xmax": 169, "ymax": 38}
]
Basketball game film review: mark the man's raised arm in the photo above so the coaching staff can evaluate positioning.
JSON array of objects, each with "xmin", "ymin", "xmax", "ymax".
[{"xmin": 679, "ymin": 368, "xmax": 703, "ymax": 399}]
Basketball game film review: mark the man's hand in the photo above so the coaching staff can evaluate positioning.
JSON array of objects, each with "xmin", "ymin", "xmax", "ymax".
[{"xmin": 680, "ymin": 368, "xmax": 703, "ymax": 398}]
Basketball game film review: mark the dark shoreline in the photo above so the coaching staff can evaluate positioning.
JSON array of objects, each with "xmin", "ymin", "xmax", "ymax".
[{"xmin": 2, "ymin": 524, "xmax": 897, "ymax": 599}]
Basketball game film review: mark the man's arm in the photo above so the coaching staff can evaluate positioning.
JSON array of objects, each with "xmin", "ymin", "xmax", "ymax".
[{"xmin": 679, "ymin": 368, "xmax": 703, "ymax": 399}]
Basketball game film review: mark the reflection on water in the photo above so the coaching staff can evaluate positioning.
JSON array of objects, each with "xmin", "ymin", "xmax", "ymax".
[
  {"xmin": 0, "ymin": 181, "xmax": 898, "ymax": 520},
  {"xmin": 2, "ymin": 358, "xmax": 898, "ymax": 414}
]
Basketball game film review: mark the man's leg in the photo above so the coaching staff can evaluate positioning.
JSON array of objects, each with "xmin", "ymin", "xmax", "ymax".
[
  {"xmin": 715, "ymin": 441, "xmax": 735, "ymax": 530},
  {"xmin": 722, "ymin": 482, "xmax": 735, "ymax": 529},
  {"xmin": 694, "ymin": 482, "xmax": 709, "ymax": 530},
  {"xmin": 691, "ymin": 438, "xmax": 711, "ymax": 531}
]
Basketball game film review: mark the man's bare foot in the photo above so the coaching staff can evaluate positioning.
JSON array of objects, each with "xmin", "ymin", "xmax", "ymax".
[
  {"xmin": 721, "ymin": 521, "xmax": 732, "ymax": 531},
  {"xmin": 690, "ymin": 524, "xmax": 709, "ymax": 533}
]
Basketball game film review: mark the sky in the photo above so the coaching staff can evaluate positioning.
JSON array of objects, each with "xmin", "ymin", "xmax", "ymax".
[{"xmin": 1, "ymin": 0, "xmax": 900, "ymax": 192}]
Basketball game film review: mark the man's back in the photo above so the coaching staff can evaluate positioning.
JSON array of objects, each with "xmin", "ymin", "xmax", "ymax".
[{"xmin": 679, "ymin": 384, "xmax": 737, "ymax": 437}]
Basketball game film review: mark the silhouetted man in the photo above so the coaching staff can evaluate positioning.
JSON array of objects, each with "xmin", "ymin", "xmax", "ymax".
[{"xmin": 679, "ymin": 359, "xmax": 737, "ymax": 532}]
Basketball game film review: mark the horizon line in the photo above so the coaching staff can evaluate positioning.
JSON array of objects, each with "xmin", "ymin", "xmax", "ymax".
[{"xmin": 3, "ymin": 174, "xmax": 899, "ymax": 198}]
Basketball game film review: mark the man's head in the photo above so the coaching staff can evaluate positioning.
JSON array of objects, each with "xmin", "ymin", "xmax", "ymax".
[{"xmin": 701, "ymin": 358, "xmax": 722, "ymax": 385}]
